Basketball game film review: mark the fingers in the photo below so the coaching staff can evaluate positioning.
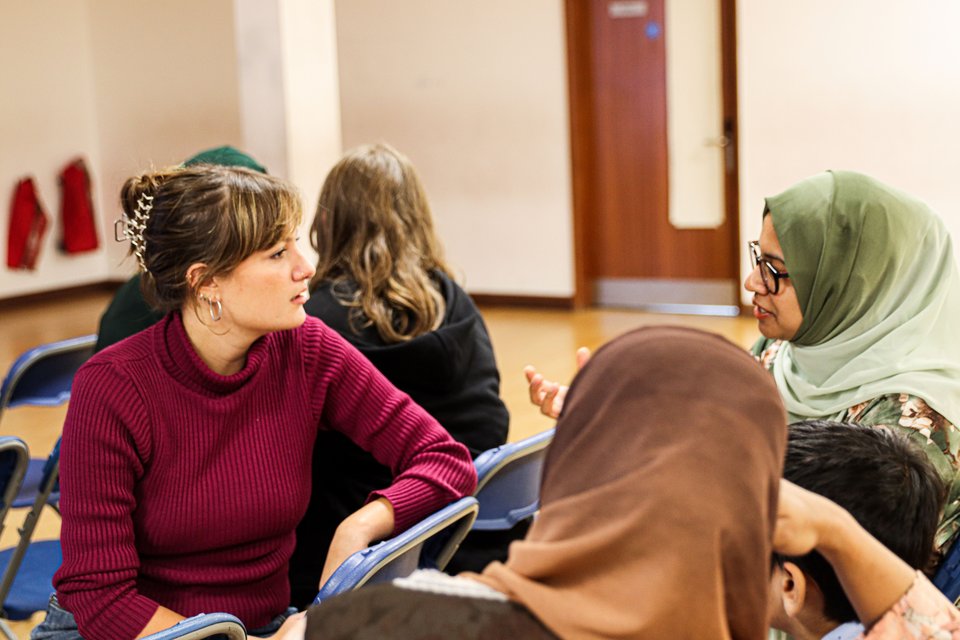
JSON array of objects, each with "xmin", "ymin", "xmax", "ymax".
[
  {"xmin": 267, "ymin": 611, "xmax": 307, "ymax": 639},
  {"xmin": 575, "ymin": 347, "xmax": 592, "ymax": 370},
  {"xmin": 526, "ymin": 369, "xmax": 546, "ymax": 405},
  {"xmin": 523, "ymin": 365, "xmax": 538, "ymax": 384},
  {"xmin": 525, "ymin": 367, "xmax": 563, "ymax": 418},
  {"xmin": 540, "ymin": 383, "xmax": 560, "ymax": 417}
]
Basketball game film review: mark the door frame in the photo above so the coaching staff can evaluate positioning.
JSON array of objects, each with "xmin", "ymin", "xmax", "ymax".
[{"xmin": 564, "ymin": 0, "xmax": 742, "ymax": 309}]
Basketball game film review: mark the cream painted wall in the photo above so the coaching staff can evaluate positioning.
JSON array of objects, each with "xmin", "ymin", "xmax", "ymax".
[
  {"xmin": 334, "ymin": 0, "xmax": 574, "ymax": 297},
  {"xmin": 3, "ymin": 0, "xmax": 339, "ymax": 302},
  {"xmin": 234, "ymin": 0, "xmax": 290, "ymax": 179},
  {"xmin": 86, "ymin": 0, "xmax": 245, "ymax": 276},
  {"xmin": 0, "ymin": 1, "xmax": 107, "ymax": 298},
  {"xmin": 278, "ymin": 0, "xmax": 343, "ymax": 259},
  {"xmin": 9, "ymin": 2, "xmax": 959, "ymax": 306},
  {"xmin": 233, "ymin": 0, "xmax": 342, "ymax": 264},
  {"xmin": 737, "ymin": 0, "xmax": 960, "ymax": 304}
]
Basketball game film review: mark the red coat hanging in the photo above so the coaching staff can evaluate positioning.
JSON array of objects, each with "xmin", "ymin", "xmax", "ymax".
[
  {"xmin": 7, "ymin": 177, "xmax": 49, "ymax": 270},
  {"xmin": 59, "ymin": 158, "xmax": 99, "ymax": 253}
]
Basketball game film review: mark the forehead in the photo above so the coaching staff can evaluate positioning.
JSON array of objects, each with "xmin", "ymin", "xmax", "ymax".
[{"xmin": 759, "ymin": 215, "xmax": 785, "ymax": 259}]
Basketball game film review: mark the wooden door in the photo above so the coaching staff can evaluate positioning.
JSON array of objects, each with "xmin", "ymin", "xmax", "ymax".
[{"xmin": 566, "ymin": 0, "xmax": 740, "ymax": 314}]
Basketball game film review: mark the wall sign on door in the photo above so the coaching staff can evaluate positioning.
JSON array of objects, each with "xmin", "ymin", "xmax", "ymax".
[{"xmin": 608, "ymin": 1, "xmax": 649, "ymax": 19}]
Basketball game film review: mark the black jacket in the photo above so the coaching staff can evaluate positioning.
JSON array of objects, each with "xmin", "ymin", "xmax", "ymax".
[
  {"xmin": 305, "ymin": 272, "xmax": 508, "ymax": 456},
  {"xmin": 289, "ymin": 272, "xmax": 510, "ymax": 606}
]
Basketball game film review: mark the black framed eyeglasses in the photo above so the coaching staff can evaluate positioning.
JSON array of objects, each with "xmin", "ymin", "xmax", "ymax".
[{"xmin": 748, "ymin": 240, "xmax": 790, "ymax": 295}]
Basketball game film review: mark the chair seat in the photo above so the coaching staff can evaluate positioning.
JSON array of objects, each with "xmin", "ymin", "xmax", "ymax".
[
  {"xmin": 0, "ymin": 539, "xmax": 61, "ymax": 619},
  {"xmin": 11, "ymin": 459, "xmax": 59, "ymax": 510}
]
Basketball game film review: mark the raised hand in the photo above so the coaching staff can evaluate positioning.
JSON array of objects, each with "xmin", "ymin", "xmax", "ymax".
[{"xmin": 523, "ymin": 347, "xmax": 591, "ymax": 419}]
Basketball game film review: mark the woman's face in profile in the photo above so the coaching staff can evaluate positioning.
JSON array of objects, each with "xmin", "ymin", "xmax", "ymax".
[
  {"xmin": 208, "ymin": 234, "xmax": 315, "ymax": 339},
  {"xmin": 744, "ymin": 215, "xmax": 803, "ymax": 341}
]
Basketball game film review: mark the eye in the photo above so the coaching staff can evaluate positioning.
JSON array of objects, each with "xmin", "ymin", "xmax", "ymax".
[{"xmin": 270, "ymin": 247, "xmax": 287, "ymax": 260}]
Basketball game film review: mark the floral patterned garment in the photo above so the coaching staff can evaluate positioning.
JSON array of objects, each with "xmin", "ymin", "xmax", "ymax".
[
  {"xmin": 754, "ymin": 338, "xmax": 960, "ymax": 553},
  {"xmin": 864, "ymin": 573, "xmax": 960, "ymax": 639}
]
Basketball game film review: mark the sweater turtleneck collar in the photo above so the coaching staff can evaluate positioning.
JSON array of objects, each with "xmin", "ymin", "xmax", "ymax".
[{"xmin": 157, "ymin": 312, "xmax": 271, "ymax": 396}]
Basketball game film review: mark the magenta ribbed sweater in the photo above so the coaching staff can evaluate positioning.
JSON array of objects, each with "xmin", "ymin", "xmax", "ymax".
[{"xmin": 53, "ymin": 314, "xmax": 476, "ymax": 640}]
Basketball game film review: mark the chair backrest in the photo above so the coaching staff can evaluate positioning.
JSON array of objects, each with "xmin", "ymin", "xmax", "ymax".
[
  {"xmin": 313, "ymin": 496, "xmax": 479, "ymax": 605},
  {"xmin": 0, "ymin": 334, "xmax": 97, "ymax": 416},
  {"xmin": 0, "ymin": 436, "xmax": 62, "ymax": 617},
  {"xmin": 0, "ymin": 437, "xmax": 29, "ymax": 537},
  {"xmin": 934, "ymin": 537, "xmax": 960, "ymax": 604},
  {"xmin": 472, "ymin": 428, "xmax": 554, "ymax": 531},
  {"xmin": 141, "ymin": 612, "xmax": 247, "ymax": 640}
]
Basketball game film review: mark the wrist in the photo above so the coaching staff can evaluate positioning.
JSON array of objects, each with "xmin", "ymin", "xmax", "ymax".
[
  {"xmin": 812, "ymin": 498, "xmax": 860, "ymax": 563},
  {"xmin": 337, "ymin": 497, "xmax": 395, "ymax": 542}
]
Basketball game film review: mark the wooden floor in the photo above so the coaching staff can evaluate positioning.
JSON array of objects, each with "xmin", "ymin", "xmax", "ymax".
[{"xmin": 0, "ymin": 289, "xmax": 759, "ymax": 634}]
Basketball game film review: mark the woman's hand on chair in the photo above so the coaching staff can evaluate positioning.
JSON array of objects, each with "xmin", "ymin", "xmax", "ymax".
[
  {"xmin": 318, "ymin": 498, "xmax": 396, "ymax": 588},
  {"xmin": 255, "ymin": 611, "xmax": 306, "ymax": 639}
]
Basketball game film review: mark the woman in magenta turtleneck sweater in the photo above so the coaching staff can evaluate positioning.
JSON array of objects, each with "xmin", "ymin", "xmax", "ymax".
[{"xmin": 33, "ymin": 164, "xmax": 476, "ymax": 640}]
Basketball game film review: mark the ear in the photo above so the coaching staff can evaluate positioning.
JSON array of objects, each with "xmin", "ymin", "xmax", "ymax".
[
  {"xmin": 778, "ymin": 561, "xmax": 809, "ymax": 619},
  {"xmin": 186, "ymin": 263, "xmax": 218, "ymax": 301}
]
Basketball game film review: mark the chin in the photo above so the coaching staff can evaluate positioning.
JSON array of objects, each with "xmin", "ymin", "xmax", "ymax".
[
  {"xmin": 758, "ymin": 317, "xmax": 799, "ymax": 342},
  {"xmin": 289, "ymin": 309, "xmax": 308, "ymax": 327},
  {"xmin": 757, "ymin": 321, "xmax": 781, "ymax": 340},
  {"xmin": 265, "ymin": 312, "xmax": 307, "ymax": 334}
]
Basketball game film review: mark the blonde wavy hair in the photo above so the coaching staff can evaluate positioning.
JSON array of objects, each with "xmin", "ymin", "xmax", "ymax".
[{"xmin": 310, "ymin": 143, "xmax": 452, "ymax": 343}]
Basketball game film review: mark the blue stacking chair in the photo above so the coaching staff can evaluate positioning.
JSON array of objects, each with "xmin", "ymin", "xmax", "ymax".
[
  {"xmin": 0, "ymin": 438, "xmax": 62, "ymax": 639},
  {"xmin": 471, "ymin": 428, "xmax": 554, "ymax": 531},
  {"xmin": 313, "ymin": 496, "xmax": 478, "ymax": 605},
  {"xmin": 934, "ymin": 538, "xmax": 960, "ymax": 604},
  {"xmin": 141, "ymin": 612, "xmax": 247, "ymax": 640},
  {"xmin": 0, "ymin": 335, "xmax": 96, "ymax": 512},
  {"xmin": 0, "ymin": 437, "xmax": 31, "ymax": 640}
]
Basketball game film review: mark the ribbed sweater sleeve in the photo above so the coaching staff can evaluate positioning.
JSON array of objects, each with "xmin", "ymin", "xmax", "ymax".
[
  {"xmin": 301, "ymin": 320, "xmax": 477, "ymax": 533},
  {"xmin": 54, "ymin": 361, "xmax": 159, "ymax": 640}
]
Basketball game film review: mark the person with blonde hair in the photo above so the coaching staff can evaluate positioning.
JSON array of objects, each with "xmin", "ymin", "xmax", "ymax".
[
  {"xmin": 34, "ymin": 164, "xmax": 476, "ymax": 640},
  {"xmin": 288, "ymin": 142, "xmax": 510, "ymax": 605}
]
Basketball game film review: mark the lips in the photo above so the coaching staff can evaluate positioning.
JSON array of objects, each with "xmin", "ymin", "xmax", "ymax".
[
  {"xmin": 292, "ymin": 289, "xmax": 310, "ymax": 304},
  {"xmin": 752, "ymin": 298, "xmax": 773, "ymax": 319}
]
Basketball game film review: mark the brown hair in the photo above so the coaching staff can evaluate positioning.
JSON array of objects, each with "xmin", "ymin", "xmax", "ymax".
[
  {"xmin": 309, "ymin": 143, "xmax": 452, "ymax": 343},
  {"xmin": 121, "ymin": 164, "xmax": 302, "ymax": 312}
]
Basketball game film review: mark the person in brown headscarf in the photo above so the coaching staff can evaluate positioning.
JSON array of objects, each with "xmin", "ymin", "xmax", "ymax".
[
  {"xmin": 283, "ymin": 326, "xmax": 788, "ymax": 639},
  {"xmin": 277, "ymin": 325, "xmax": 960, "ymax": 640}
]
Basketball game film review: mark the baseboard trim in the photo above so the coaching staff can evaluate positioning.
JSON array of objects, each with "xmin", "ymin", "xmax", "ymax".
[
  {"xmin": 0, "ymin": 280, "xmax": 125, "ymax": 309},
  {"xmin": 1, "ymin": 282, "xmax": 577, "ymax": 312},
  {"xmin": 470, "ymin": 293, "xmax": 575, "ymax": 309}
]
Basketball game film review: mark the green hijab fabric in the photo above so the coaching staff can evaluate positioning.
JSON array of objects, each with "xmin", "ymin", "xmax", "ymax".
[{"xmin": 768, "ymin": 170, "xmax": 960, "ymax": 426}]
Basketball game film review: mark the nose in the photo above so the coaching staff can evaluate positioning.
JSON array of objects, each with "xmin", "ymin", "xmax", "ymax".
[
  {"xmin": 291, "ymin": 244, "xmax": 316, "ymax": 282},
  {"xmin": 744, "ymin": 263, "xmax": 767, "ymax": 295}
]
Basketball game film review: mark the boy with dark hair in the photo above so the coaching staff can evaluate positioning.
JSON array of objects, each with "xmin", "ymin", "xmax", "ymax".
[{"xmin": 770, "ymin": 420, "xmax": 946, "ymax": 639}]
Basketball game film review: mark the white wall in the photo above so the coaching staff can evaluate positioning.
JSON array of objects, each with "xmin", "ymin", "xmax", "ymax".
[
  {"xmin": 737, "ymin": 0, "xmax": 960, "ymax": 303},
  {"xmin": 0, "ymin": 0, "xmax": 247, "ymax": 300},
  {"xmin": 234, "ymin": 0, "xmax": 290, "ymax": 179},
  {"xmin": 0, "ymin": 2, "xmax": 107, "ymax": 298},
  {"xmin": 9, "ymin": 2, "xmax": 959, "ymax": 306},
  {"xmin": 278, "ymin": 0, "xmax": 343, "ymax": 256},
  {"xmin": 233, "ymin": 0, "xmax": 343, "ymax": 264},
  {"xmin": 334, "ymin": 0, "xmax": 574, "ymax": 297},
  {"xmin": 86, "ymin": 0, "xmax": 245, "ymax": 275}
]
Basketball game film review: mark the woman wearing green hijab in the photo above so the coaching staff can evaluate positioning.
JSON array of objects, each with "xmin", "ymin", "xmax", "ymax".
[
  {"xmin": 747, "ymin": 170, "xmax": 960, "ymax": 552},
  {"xmin": 527, "ymin": 170, "xmax": 960, "ymax": 553}
]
